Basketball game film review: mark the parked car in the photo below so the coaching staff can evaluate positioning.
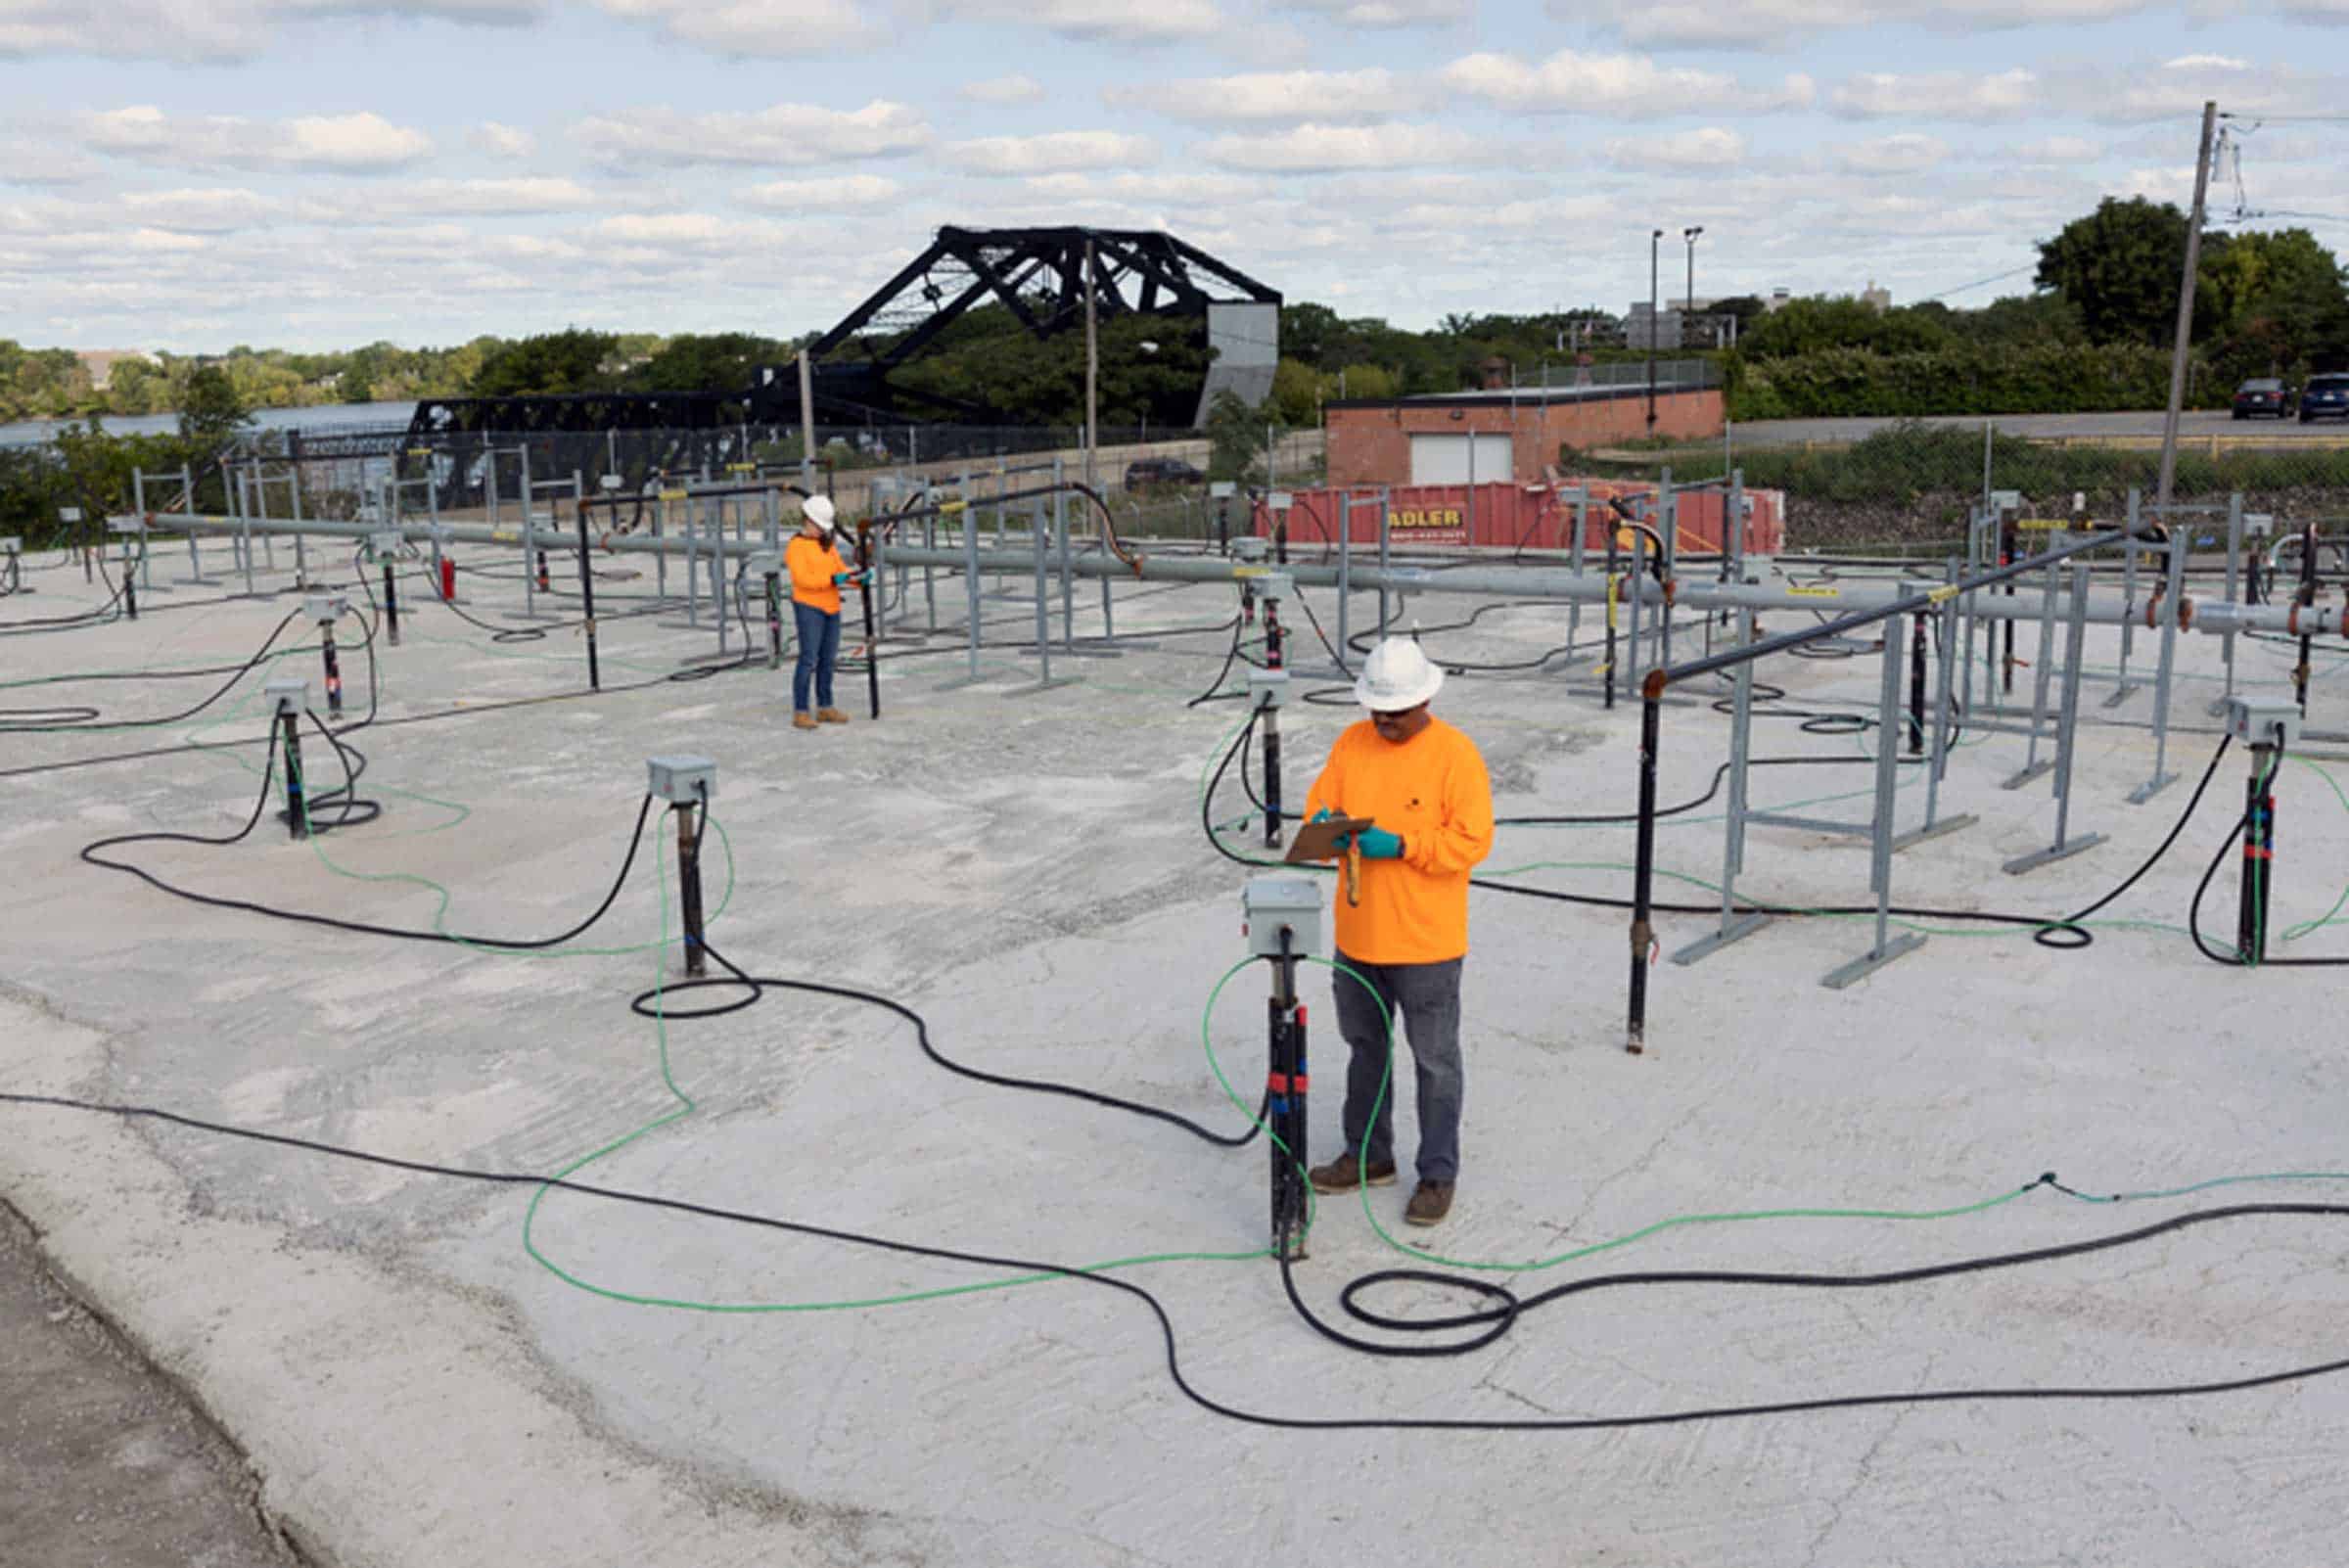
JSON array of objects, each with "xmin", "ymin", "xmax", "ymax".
[
  {"xmin": 1124, "ymin": 457, "xmax": 1206, "ymax": 489},
  {"xmin": 2232, "ymin": 378, "xmax": 2294, "ymax": 419},
  {"xmin": 2300, "ymin": 373, "xmax": 2349, "ymax": 423}
]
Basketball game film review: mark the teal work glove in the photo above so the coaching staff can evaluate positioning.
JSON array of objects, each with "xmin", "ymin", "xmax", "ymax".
[
  {"xmin": 831, "ymin": 570, "xmax": 870, "ymax": 587},
  {"xmin": 1356, "ymin": 825, "xmax": 1405, "ymax": 860}
]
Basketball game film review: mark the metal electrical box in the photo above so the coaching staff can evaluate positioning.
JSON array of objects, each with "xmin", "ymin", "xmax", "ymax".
[
  {"xmin": 1248, "ymin": 667, "xmax": 1288, "ymax": 710},
  {"xmin": 0, "ymin": 536, "xmax": 20, "ymax": 554},
  {"xmin": 646, "ymin": 755, "xmax": 716, "ymax": 805},
  {"xmin": 1242, "ymin": 875, "xmax": 1323, "ymax": 959},
  {"xmin": 1256, "ymin": 572, "xmax": 1294, "ymax": 604},
  {"xmin": 304, "ymin": 594, "xmax": 348, "ymax": 623},
  {"xmin": 263, "ymin": 676, "xmax": 308, "ymax": 716},
  {"xmin": 1232, "ymin": 536, "xmax": 1269, "ymax": 564},
  {"xmin": 2223, "ymin": 697, "xmax": 2301, "ymax": 749},
  {"xmin": 108, "ymin": 516, "xmax": 146, "ymax": 534},
  {"xmin": 368, "ymin": 530, "xmax": 405, "ymax": 560},
  {"xmin": 2244, "ymin": 512, "xmax": 2275, "ymax": 538}
]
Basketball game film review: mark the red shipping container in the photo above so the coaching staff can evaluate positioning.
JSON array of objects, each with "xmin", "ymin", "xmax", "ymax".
[{"xmin": 1255, "ymin": 480, "xmax": 1782, "ymax": 559}]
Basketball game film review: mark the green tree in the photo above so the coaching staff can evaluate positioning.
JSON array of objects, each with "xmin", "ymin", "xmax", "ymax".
[
  {"xmin": 628, "ymin": 333, "xmax": 790, "ymax": 393},
  {"xmin": 1269, "ymin": 357, "xmax": 1321, "ymax": 426},
  {"xmin": 2034, "ymin": 197, "xmax": 2235, "ymax": 347},
  {"xmin": 178, "ymin": 365, "xmax": 251, "ymax": 440},
  {"xmin": 469, "ymin": 329, "xmax": 623, "ymax": 397},
  {"xmin": 107, "ymin": 358, "xmax": 161, "ymax": 416},
  {"xmin": 1204, "ymin": 389, "xmax": 1275, "ymax": 484}
]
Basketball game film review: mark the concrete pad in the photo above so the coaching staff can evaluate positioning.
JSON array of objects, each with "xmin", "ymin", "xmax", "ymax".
[{"xmin": 5, "ymin": 544, "xmax": 2349, "ymax": 1566}]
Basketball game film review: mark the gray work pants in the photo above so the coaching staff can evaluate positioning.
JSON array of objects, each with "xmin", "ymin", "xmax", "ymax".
[{"xmin": 1330, "ymin": 950, "xmax": 1464, "ymax": 1182}]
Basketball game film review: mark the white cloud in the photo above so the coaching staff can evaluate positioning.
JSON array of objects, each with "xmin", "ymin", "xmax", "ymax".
[
  {"xmin": 1020, "ymin": 171, "xmax": 1264, "ymax": 203},
  {"xmin": 1115, "ymin": 69, "xmax": 1400, "ymax": 124},
  {"xmin": 386, "ymin": 176, "xmax": 601, "ymax": 214},
  {"xmin": 948, "ymin": 0, "xmax": 1228, "ymax": 42},
  {"xmin": 1441, "ymin": 49, "xmax": 1814, "ymax": 115},
  {"xmin": 587, "ymin": 0, "xmax": 881, "ymax": 54},
  {"xmin": 467, "ymin": 121, "xmax": 535, "ymax": 159},
  {"xmin": 1202, "ymin": 121, "xmax": 1477, "ymax": 171},
  {"xmin": 2010, "ymin": 135, "xmax": 2101, "ymax": 165},
  {"xmin": 2164, "ymin": 52, "xmax": 2249, "ymax": 68},
  {"xmin": 1829, "ymin": 68, "xmax": 2037, "ymax": 119},
  {"xmin": 80, "ymin": 107, "xmax": 434, "ymax": 171},
  {"xmin": 960, "ymin": 74, "xmax": 1044, "ymax": 104},
  {"xmin": 1604, "ymin": 126, "xmax": 1746, "ymax": 170},
  {"xmin": 117, "ymin": 187, "xmax": 276, "ymax": 231},
  {"xmin": 0, "ymin": 0, "xmax": 542, "ymax": 62},
  {"xmin": 573, "ymin": 101, "xmax": 931, "ymax": 167},
  {"xmin": 0, "ymin": 141, "xmax": 100, "ymax": 185},
  {"xmin": 741, "ymin": 174, "xmax": 904, "ymax": 208},
  {"xmin": 1836, "ymin": 132, "xmax": 1951, "ymax": 174},
  {"xmin": 1278, "ymin": 0, "xmax": 1469, "ymax": 23},
  {"xmin": 1547, "ymin": 0, "xmax": 2152, "ymax": 48},
  {"xmin": 943, "ymin": 130, "xmax": 1159, "ymax": 174}
]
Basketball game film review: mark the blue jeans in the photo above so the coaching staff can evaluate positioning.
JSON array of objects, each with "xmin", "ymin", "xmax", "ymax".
[
  {"xmin": 792, "ymin": 601, "xmax": 840, "ymax": 712},
  {"xmin": 1331, "ymin": 951, "xmax": 1465, "ymax": 1182}
]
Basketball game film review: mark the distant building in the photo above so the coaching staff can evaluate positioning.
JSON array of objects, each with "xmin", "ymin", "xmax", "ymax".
[
  {"xmin": 76, "ymin": 348, "xmax": 153, "ymax": 391},
  {"xmin": 1765, "ymin": 289, "xmax": 1792, "ymax": 312},
  {"xmin": 1623, "ymin": 301, "xmax": 1684, "ymax": 351},
  {"xmin": 1862, "ymin": 279, "xmax": 1892, "ymax": 312}
]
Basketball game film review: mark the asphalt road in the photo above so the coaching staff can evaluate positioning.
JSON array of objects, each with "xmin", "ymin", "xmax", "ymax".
[
  {"xmin": 0, "ymin": 1203, "xmax": 301, "ymax": 1568},
  {"xmin": 1734, "ymin": 410, "xmax": 2349, "ymax": 444}
]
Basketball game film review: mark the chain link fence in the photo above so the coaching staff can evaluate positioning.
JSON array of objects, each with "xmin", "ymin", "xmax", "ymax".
[{"xmin": 1589, "ymin": 418, "xmax": 2349, "ymax": 553}]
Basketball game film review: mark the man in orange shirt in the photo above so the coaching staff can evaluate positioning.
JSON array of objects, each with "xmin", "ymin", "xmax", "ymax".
[{"xmin": 1302, "ymin": 638, "xmax": 1494, "ymax": 1225}]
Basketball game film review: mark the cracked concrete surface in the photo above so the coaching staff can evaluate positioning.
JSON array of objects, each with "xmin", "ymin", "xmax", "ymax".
[{"xmin": 6, "ymin": 547, "xmax": 2349, "ymax": 1565}]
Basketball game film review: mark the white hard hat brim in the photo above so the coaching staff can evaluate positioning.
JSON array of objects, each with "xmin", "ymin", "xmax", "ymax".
[{"xmin": 1354, "ymin": 660, "xmax": 1444, "ymax": 712}]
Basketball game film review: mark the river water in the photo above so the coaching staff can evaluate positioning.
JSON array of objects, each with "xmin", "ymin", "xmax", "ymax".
[{"xmin": 0, "ymin": 400, "xmax": 419, "ymax": 450}]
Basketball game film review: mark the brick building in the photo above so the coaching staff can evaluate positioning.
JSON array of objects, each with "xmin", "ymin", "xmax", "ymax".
[{"xmin": 1323, "ymin": 383, "xmax": 1725, "ymax": 488}]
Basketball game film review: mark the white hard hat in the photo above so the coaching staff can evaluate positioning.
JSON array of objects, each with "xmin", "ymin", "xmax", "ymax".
[
  {"xmin": 804, "ymin": 494, "xmax": 837, "ymax": 532},
  {"xmin": 1354, "ymin": 637, "xmax": 1444, "ymax": 713}
]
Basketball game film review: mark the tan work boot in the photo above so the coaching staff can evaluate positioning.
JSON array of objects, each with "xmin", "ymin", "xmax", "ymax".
[
  {"xmin": 1405, "ymin": 1180, "xmax": 1455, "ymax": 1226},
  {"xmin": 793, "ymin": 711, "xmax": 817, "ymax": 731},
  {"xmin": 1309, "ymin": 1151, "xmax": 1397, "ymax": 1194},
  {"xmin": 816, "ymin": 707, "xmax": 852, "ymax": 724}
]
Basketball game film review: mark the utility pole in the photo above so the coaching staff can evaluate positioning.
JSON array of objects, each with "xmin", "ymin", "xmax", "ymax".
[
  {"xmin": 797, "ymin": 348, "xmax": 816, "ymax": 490},
  {"xmin": 1083, "ymin": 235, "xmax": 1099, "ymax": 494},
  {"xmin": 1647, "ymin": 228, "xmax": 1663, "ymax": 432},
  {"xmin": 2155, "ymin": 102, "xmax": 2218, "ymax": 515}
]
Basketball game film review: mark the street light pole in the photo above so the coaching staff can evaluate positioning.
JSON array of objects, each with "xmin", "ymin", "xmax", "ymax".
[
  {"xmin": 1647, "ymin": 228, "xmax": 1663, "ymax": 432},
  {"xmin": 1682, "ymin": 225, "xmax": 1703, "ymax": 358}
]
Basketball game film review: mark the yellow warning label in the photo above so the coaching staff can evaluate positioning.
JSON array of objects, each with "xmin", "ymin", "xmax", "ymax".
[
  {"xmin": 1786, "ymin": 585, "xmax": 1840, "ymax": 599},
  {"xmin": 490, "ymin": 530, "xmax": 519, "ymax": 544},
  {"xmin": 2014, "ymin": 518, "xmax": 2070, "ymax": 531},
  {"xmin": 726, "ymin": 463, "xmax": 756, "ymax": 473},
  {"xmin": 660, "ymin": 488, "xmax": 688, "ymax": 501},
  {"xmin": 1232, "ymin": 566, "xmax": 1269, "ymax": 579}
]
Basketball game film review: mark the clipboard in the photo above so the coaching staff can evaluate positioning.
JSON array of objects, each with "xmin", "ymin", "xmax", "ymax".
[{"xmin": 1283, "ymin": 815, "xmax": 1374, "ymax": 864}]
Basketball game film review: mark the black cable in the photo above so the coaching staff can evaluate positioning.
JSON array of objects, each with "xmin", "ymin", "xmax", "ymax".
[
  {"xmin": 77, "ymin": 724, "xmax": 659, "ymax": 952},
  {"xmin": 635, "ymin": 934, "xmax": 1267, "ymax": 1147},
  {"xmin": 0, "ymin": 610, "xmax": 304, "ymax": 733},
  {"xmin": 10, "ymin": 1088, "xmax": 2349, "ymax": 1428}
]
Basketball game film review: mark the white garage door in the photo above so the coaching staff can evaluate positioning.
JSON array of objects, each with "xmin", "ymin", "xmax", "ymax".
[{"xmin": 1408, "ymin": 433, "xmax": 1513, "ymax": 486}]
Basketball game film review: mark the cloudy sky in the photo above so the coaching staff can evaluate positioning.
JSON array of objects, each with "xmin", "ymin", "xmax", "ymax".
[{"xmin": 4, "ymin": 0, "xmax": 2346, "ymax": 352}]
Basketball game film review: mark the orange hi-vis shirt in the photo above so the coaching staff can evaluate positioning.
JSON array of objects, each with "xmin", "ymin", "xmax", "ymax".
[
  {"xmin": 786, "ymin": 534, "xmax": 847, "ymax": 614},
  {"xmin": 1303, "ymin": 715, "xmax": 1495, "ymax": 965}
]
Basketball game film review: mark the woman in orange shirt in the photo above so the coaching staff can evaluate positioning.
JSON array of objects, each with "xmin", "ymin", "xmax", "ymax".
[
  {"xmin": 1301, "ymin": 637, "xmax": 1495, "ymax": 1226},
  {"xmin": 784, "ymin": 497, "xmax": 865, "ymax": 730}
]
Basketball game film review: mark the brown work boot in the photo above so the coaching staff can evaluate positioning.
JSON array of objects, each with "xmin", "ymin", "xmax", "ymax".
[
  {"xmin": 1309, "ymin": 1151, "xmax": 1397, "ymax": 1194},
  {"xmin": 793, "ymin": 711, "xmax": 817, "ymax": 731},
  {"xmin": 816, "ymin": 707, "xmax": 852, "ymax": 724},
  {"xmin": 1405, "ymin": 1180, "xmax": 1455, "ymax": 1226}
]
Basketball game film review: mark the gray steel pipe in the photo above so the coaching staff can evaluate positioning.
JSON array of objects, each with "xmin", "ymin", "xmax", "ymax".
[{"xmin": 121, "ymin": 510, "xmax": 2349, "ymax": 640}]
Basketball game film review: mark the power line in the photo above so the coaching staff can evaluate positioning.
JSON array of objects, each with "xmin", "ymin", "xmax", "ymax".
[{"xmin": 1915, "ymin": 261, "xmax": 2039, "ymax": 304}]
